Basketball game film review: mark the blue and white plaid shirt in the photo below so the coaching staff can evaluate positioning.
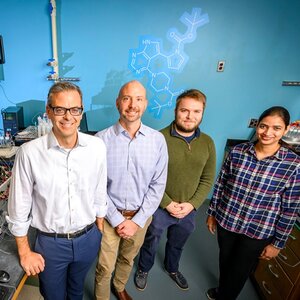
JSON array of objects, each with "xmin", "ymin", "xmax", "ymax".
[
  {"xmin": 207, "ymin": 142, "xmax": 300, "ymax": 249},
  {"xmin": 96, "ymin": 122, "xmax": 168, "ymax": 228}
]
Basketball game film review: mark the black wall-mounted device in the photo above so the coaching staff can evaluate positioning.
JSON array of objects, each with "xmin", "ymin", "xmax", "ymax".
[{"xmin": 0, "ymin": 35, "xmax": 5, "ymax": 64}]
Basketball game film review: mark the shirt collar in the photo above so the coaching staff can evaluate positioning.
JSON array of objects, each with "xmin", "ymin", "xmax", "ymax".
[
  {"xmin": 113, "ymin": 121, "xmax": 147, "ymax": 137},
  {"xmin": 46, "ymin": 130, "xmax": 86, "ymax": 149},
  {"xmin": 247, "ymin": 142, "xmax": 288, "ymax": 161},
  {"xmin": 170, "ymin": 122, "xmax": 201, "ymax": 138}
]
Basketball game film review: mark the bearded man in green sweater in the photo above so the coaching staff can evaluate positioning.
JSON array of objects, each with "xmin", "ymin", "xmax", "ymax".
[{"xmin": 134, "ymin": 89, "xmax": 216, "ymax": 291}]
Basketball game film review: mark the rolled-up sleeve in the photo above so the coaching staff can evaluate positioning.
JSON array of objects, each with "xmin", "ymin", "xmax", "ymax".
[{"xmin": 7, "ymin": 147, "xmax": 33, "ymax": 236}]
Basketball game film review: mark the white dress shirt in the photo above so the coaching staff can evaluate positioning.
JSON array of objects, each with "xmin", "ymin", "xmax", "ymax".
[{"xmin": 7, "ymin": 131, "xmax": 107, "ymax": 236}]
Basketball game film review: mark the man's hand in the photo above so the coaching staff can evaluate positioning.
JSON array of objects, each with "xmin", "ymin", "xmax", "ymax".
[
  {"xmin": 206, "ymin": 215, "xmax": 217, "ymax": 234},
  {"xmin": 96, "ymin": 217, "xmax": 104, "ymax": 232},
  {"xmin": 260, "ymin": 244, "xmax": 280, "ymax": 261},
  {"xmin": 16, "ymin": 236, "xmax": 45, "ymax": 276},
  {"xmin": 20, "ymin": 251, "xmax": 45, "ymax": 276},
  {"xmin": 169, "ymin": 202, "xmax": 194, "ymax": 219},
  {"xmin": 166, "ymin": 201, "xmax": 182, "ymax": 215},
  {"xmin": 116, "ymin": 219, "xmax": 139, "ymax": 239}
]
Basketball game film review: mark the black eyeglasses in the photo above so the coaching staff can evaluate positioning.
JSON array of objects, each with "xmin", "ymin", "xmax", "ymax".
[{"xmin": 49, "ymin": 105, "xmax": 83, "ymax": 116}]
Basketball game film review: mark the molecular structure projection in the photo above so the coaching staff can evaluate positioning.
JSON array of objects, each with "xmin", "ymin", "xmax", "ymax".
[{"xmin": 128, "ymin": 8, "xmax": 209, "ymax": 118}]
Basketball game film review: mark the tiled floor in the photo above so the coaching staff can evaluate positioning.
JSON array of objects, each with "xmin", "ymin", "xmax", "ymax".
[
  {"xmin": 17, "ymin": 202, "xmax": 261, "ymax": 300},
  {"xmin": 83, "ymin": 201, "xmax": 260, "ymax": 300},
  {"xmin": 18, "ymin": 284, "xmax": 43, "ymax": 300}
]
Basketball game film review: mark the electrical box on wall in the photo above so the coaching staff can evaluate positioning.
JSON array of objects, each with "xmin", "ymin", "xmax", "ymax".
[
  {"xmin": 248, "ymin": 118, "xmax": 258, "ymax": 128},
  {"xmin": 1, "ymin": 106, "xmax": 24, "ymax": 136}
]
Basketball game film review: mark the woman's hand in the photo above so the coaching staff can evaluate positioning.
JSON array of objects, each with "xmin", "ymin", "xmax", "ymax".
[
  {"xmin": 206, "ymin": 215, "xmax": 217, "ymax": 234},
  {"xmin": 260, "ymin": 244, "xmax": 280, "ymax": 260}
]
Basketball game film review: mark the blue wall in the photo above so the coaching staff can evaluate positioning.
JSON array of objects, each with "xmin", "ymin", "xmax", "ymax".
[{"xmin": 0, "ymin": 0, "xmax": 299, "ymax": 173}]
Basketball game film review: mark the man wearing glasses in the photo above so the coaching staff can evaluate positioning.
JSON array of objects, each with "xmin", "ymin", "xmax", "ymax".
[{"xmin": 7, "ymin": 81, "xmax": 107, "ymax": 300}]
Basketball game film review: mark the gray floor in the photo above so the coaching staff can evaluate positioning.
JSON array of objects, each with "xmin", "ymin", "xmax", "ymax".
[{"xmin": 83, "ymin": 201, "xmax": 260, "ymax": 300}]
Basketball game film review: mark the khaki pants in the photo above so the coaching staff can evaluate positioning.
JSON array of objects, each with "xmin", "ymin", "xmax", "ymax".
[{"xmin": 94, "ymin": 217, "xmax": 152, "ymax": 300}]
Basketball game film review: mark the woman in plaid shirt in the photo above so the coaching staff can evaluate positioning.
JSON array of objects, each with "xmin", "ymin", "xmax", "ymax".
[{"xmin": 206, "ymin": 106, "xmax": 300, "ymax": 300}]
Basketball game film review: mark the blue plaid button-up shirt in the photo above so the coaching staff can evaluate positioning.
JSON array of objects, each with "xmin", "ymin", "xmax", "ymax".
[
  {"xmin": 207, "ymin": 142, "xmax": 300, "ymax": 249},
  {"xmin": 96, "ymin": 122, "xmax": 168, "ymax": 228}
]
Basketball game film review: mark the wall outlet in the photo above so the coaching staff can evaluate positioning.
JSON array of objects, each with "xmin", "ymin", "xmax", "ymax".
[
  {"xmin": 248, "ymin": 118, "xmax": 258, "ymax": 128},
  {"xmin": 217, "ymin": 60, "xmax": 225, "ymax": 72}
]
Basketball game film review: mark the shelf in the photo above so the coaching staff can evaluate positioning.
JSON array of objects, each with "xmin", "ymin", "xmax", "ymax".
[{"xmin": 0, "ymin": 146, "xmax": 18, "ymax": 159}]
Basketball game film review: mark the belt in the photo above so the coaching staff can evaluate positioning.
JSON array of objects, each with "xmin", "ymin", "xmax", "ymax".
[
  {"xmin": 38, "ymin": 223, "xmax": 94, "ymax": 239},
  {"xmin": 117, "ymin": 209, "xmax": 138, "ymax": 219}
]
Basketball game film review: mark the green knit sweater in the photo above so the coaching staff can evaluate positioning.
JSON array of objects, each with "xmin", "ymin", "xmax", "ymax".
[{"xmin": 160, "ymin": 123, "xmax": 216, "ymax": 210}]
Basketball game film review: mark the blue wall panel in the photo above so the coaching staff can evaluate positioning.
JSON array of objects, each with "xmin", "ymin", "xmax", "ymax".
[{"xmin": 0, "ymin": 0, "xmax": 299, "ymax": 174}]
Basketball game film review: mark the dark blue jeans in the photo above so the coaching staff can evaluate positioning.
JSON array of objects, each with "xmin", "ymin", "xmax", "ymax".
[
  {"xmin": 138, "ymin": 207, "xmax": 196, "ymax": 273},
  {"xmin": 35, "ymin": 224, "xmax": 102, "ymax": 300}
]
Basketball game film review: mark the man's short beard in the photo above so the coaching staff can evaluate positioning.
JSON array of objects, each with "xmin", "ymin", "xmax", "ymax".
[{"xmin": 175, "ymin": 121, "xmax": 198, "ymax": 133}]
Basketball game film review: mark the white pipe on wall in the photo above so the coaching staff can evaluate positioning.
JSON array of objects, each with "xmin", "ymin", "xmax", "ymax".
[
  {"xmin": 50, "ymin": 0, "xmax": 59, "ymax": 79},
  {"xmin": 48, "ymin": 0, "xmax": 79, "ymax": 82}
]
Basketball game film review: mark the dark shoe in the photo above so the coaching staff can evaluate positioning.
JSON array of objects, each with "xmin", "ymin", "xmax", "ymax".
[
  {"xmin": 165, "ymin": 270, "xmax": 189, "ymax": 290},
  {"xmin": 134, "ymin": 269, "xmax": 148, "ymax": 291},
  {"xmin": 206, "ymin": 287, "xmax": 219, "ymax": 300},
  {"xmin": 111, "ymin": 285, "xmax": 132, "ymax": 300}
]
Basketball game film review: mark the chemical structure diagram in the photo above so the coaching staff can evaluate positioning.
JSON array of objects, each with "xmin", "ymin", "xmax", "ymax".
[{"xmin": 128, "ymin": 8, "xmax": 209, "ymax": 118}]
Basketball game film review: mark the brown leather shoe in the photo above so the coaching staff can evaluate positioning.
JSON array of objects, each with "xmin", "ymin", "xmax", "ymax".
[{"xmin": 111, "ymin": 286, "xmax": 133, "ymax": 300}]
